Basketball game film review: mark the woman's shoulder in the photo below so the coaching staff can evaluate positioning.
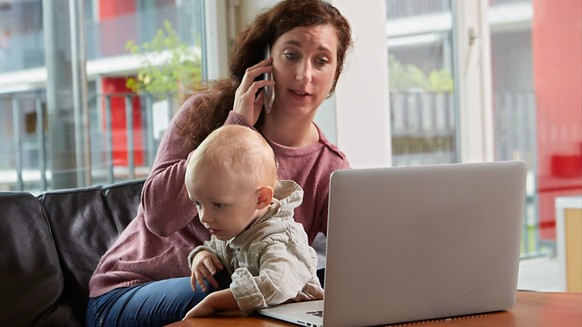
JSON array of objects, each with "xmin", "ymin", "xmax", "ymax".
[
  {"xmin": 176, "ymin": 93, "xmax": 209, "ymax": 114},
  {"xmin": 315, "ymin": 125, "xmax": 350, "ymax": 167},
  {"xmin": 168, "ymin": 93, "xmax": 204, "ymax": 125}
]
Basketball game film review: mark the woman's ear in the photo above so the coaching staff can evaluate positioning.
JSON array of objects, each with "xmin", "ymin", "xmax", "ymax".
[{"xmin": 256, "ymin": 186, "xmax": 274, "ymax": 209}]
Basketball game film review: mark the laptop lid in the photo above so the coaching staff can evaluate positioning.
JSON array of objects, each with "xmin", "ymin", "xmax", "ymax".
[
  {"xmin": 258, "ymin": 161, "xmax": 527, "ymax": 327},
  {"xmin": 322, "ymin": 160, "xmax": 527, "ymax": 326}
]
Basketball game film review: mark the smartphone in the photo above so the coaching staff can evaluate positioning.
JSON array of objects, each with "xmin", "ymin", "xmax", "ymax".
[{"xmin": 263, "ymin": 45, "xmax": 275, "ymax": 114}]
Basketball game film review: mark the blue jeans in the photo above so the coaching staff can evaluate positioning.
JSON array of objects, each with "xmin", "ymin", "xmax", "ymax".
[{"xmin": 86, "ymin": 272, "xmax": 231, "ymax": 327}]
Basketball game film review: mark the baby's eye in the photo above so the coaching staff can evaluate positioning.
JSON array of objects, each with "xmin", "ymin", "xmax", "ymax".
[
  {"xmin": 194, "ymin": 201, "xmax": 202, "ymax": 208},
  {"xmin": 213, "ymin": 202, "xmax": 225, "ymax": 209}
]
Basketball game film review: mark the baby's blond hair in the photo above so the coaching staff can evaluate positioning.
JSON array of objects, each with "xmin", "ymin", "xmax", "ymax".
[{"xmin": 187, "ymin": 125, "xmax": 278, "ymax": 188}]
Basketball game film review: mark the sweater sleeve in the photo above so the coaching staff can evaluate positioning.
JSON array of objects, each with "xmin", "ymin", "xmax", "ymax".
[
  {"xmin": 141, "ymin": 96, "xmax": 200, "ymax": 237},
  {"xmin": 230, "ymin": 237, "xmax": 319, "ymax": 313},
  {"xmin": 224, "ymin": 110, "xmax": 253, "ymax": 127}
]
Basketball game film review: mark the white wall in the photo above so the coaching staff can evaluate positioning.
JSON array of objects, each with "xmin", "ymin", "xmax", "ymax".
[{"xmin": 331, "ymin": 0, "xmax": 391, "ymax": 168}]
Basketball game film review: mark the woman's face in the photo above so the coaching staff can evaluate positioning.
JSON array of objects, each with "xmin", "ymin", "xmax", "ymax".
[{"xmin": 270, "ymin": 24, "xmax": 339, "ymax": 118}]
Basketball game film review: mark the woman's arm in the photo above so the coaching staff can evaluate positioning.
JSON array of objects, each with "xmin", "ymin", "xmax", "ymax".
[
  {"xmin": 141, "ymin": 98, "xmax": 199, "ymax": 237},
  {"xmin": 183, "ymin": 289, "xmax": 240, "ymax": 318}
]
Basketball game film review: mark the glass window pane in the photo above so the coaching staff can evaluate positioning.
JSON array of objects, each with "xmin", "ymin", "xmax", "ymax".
[
  {"xmin": 387, "ymin": 0, "xmax": 581, "ymax": 292},
  {"xmin": 386, "ymin": 0, "xmax": 458, "ymax": 167},
  {"xmin": 490, "ymin": 0, "xmax": 582, "ymax": 291},
  {"xmin": 0, "ymin": 0, "xmax": 206, "ymax": 192}
]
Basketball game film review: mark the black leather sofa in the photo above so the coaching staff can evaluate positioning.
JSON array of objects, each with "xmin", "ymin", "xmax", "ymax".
[{"xmin": 0, "ymin": 179, "xmax": 145, "ymax": 327}]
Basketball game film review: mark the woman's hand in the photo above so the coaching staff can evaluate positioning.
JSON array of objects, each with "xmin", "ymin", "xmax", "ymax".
[
  {"xmin": 183, "ymin": 300, "xmax": 216, "ymax": 319},
  {"xmin": 233, "ymin": 57, "xmax": 275, "ymax": 126},
  {"xmin": 183, "ymin": 289, "xmax": 241, "ymax": 320},
  {"xmin": 190, "ymin": 250, "xmax": 224, "ymax": 291}
]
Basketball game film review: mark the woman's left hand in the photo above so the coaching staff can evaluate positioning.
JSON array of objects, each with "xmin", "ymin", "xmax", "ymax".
[
  {"xmin": 182, "ymin": 289, "xmax": 241, "ymax": 319},
  {"xmin": 183, "ymin": 301, "xmax": 215, "ymax": 319}
]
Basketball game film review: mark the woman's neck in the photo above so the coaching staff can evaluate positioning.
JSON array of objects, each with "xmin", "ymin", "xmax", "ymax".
[{"xmin": 261, "ymin": 115, "xmax": 319, "ymax": 147}]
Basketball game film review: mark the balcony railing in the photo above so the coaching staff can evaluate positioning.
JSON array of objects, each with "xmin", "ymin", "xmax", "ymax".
[
  {"xmin": 0, "ymin": 91, "xmax": 180, "ymax": 193},
  {"xmin": 390, "ymin": 91, "xmax": 456, "ymax": 166},
  {"xmin": 1, "ymin": 89, "xmax": 544, "ymax": 258},
  {"xmin": 385, "ymin": 0, "xmax": 530, "ymax": 20},
  {"xmin": 386, "ymin": 0, "xmax": 451, "ymax": 20}
]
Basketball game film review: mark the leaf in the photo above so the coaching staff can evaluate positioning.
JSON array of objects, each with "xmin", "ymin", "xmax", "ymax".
[{"xmin": 124, "ymin": 20, "xmax": 202, "ymax": 100}]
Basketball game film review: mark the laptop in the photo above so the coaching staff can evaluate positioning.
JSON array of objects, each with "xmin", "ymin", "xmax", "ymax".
[{"xmin": 258, "ymin": 160, "xmax": 527, "ymax": 327}]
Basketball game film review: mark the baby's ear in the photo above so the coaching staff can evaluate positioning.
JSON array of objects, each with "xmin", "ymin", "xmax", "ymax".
[{"xmin": 256, "ymin": 186, "xmax": 274, "ymax": 209}]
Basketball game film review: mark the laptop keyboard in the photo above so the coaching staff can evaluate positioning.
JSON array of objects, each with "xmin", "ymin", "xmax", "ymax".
[{"xmin": 306, "ymin": 310, "xmax": 323, "ymax": 317}]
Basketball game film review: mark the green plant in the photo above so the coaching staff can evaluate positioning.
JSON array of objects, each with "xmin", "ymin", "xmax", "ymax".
[
  {"xmin": 427, "ymin": 69, "xmax": 454, "ymax": 92},
  {"xmin": 125, "ymin": 20, "xmax": 202, "ymax": 100},
  {"xmin": 388, "ymin": 54, "xmax": 454, "ymax": 92}
]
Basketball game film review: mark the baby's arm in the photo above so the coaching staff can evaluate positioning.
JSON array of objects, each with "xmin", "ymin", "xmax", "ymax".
[
  {"xmin": 230, "ymin": 240, "xmax": 319, "ymax": 312},
  {"xmin": 183, "ymin": 289, "xmax": 240, "ymax": 319}
]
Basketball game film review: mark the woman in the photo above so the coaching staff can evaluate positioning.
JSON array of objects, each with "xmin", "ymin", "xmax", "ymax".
[{"xmin": 87, "ymin": 1, "xmax": 352, "ymax": 326}]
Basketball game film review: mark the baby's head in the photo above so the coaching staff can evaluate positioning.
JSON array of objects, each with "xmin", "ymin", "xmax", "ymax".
[
  {"xmin": 185, "ymin": 125, "xmax": 278, "ymax": 240},
  {"xmin": 187, "ymin": 125, "xmax": 277, "ymax": 188}
]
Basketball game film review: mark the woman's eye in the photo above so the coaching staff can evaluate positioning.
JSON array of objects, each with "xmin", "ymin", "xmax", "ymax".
[
  {"xmin": 283, "ymin": 51, "xmax": 299, "ymax": 61},
  {"xmin": 315, "ymin": 57, "xmax": 329, "ymax": 66}
]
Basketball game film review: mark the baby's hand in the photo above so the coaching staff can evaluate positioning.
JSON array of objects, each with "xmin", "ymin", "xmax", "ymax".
[{"xmin": 190, "ymin": 250, "xmax": 224, "ymax": 291}]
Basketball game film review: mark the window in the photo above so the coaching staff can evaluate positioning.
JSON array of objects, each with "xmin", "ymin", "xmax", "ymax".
[
  {"xmin": 386, "ymin": 0, "xmax": 582, "ymax": 291},
  {"xmin": 0, "ymin": 0, "xmax": 205, "ymax": 192}
]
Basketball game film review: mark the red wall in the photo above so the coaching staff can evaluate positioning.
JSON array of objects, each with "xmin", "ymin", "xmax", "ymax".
[
  {"xmin": 532, "ymin": 0, "xmax": 582, "ymax": 240},
  {"xmin": 98, "ymin": 1, "xmax": 144, "ymax": 167},
  {"xmin": 99, "ymin": 0, "xmax": 136, "ymax": 18},
  {"xmin": 101, "ymin": 78, "xmax": 144, "ymax": 167}
]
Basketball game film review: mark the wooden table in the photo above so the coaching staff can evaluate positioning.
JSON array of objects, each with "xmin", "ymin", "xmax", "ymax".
[{"xmin": 167, "ymin": 291, "xmax": 582, "ymax": 327}]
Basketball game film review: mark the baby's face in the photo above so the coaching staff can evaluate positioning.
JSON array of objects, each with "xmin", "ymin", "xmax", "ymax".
[{"xmin": 185, "ymin": 160, "xmax": 259, "ymax": 240}]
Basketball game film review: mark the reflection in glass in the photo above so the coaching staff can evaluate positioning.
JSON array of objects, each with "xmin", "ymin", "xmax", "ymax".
[{"xmin": 0, "ymin": 0, "xmax": 205, "ymax": 193}]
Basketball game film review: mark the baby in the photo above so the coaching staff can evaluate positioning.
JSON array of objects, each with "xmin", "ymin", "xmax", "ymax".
[{"xmin": 183, "ymin": 124, "xmax": 323, "ymax": 318}]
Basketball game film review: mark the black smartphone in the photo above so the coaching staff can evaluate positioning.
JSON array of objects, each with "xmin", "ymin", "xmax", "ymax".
[{"xmin": 263, "ymin": 45, "xmax": 275, "ymax": 114}]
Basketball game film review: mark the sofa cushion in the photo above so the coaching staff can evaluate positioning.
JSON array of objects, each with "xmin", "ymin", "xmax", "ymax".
[
  {"xmin": 0, "ymin": 192, "xmax": 79, "ymax": 327},
  {"xmin": 39, "ymin": 179, "xmax": 144, "ymax": 324}
]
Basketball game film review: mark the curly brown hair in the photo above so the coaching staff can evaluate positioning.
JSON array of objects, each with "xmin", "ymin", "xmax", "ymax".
[{"xmin": 182, "ymin": 0, "xmax": 352, "ymax": 148}]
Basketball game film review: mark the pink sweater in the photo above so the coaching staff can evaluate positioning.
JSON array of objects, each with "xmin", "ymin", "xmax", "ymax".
[{"xmin": 88, "ymin": 94, "xmax": 350, "ymax": 298}]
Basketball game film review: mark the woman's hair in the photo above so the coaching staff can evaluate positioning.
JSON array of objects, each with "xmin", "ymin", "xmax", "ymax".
[
  {"xmin": 187, "ymin": 125, "xmax": 278, "ymax": 189},
  {"xmin": 182, "ymin": 0, "xmax": 352, "ymax": 147}
]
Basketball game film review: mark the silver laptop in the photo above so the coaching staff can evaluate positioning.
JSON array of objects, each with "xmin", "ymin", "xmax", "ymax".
[{"xmin": 258, "ymin": 161, "xmax": 527, "ymax": 327}]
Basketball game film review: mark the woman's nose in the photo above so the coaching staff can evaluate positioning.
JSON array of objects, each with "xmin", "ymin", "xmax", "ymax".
[{"xmin": 296, "ymin": 61, "xmax": 313, "ymax": 84}]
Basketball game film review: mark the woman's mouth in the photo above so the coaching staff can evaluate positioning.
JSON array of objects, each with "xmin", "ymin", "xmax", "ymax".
[{"xmin": 290, "ymin": 89, "xmax": 311, "ymax": 97}]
